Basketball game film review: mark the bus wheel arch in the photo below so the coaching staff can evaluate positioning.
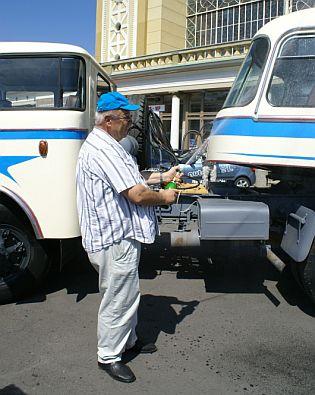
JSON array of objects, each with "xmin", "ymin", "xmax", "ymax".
[
  {"xmin": 0, "ymin": 189, "xmax": 43, "ymax": 238},
  {"xmin": 0, "ymin": 202, "xmax": 50, "ymax": 303}
]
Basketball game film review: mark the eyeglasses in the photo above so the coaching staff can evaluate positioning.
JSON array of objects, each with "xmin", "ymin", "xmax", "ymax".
[{"xmin": 110, "ymin": 116, "xmax": 132, "ymax": 122}]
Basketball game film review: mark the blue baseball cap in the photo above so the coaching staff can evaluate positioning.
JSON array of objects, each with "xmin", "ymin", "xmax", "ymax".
[{"xmin": 97, "ymin": 92, "xmax": 139, "ymax": 112}]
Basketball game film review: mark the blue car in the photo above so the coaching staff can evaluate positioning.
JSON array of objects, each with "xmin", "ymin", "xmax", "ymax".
[
  {"xmin": 181, "ymin": 162, "xmax": 256, "ymax": 188},
  {"xmin": 215, "ymin": 163, "xmax": 256, "ymax": 188}
]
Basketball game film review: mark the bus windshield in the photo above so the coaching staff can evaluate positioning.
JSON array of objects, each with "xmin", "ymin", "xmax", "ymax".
[
  {"xmin": 0, "ymin": 56, "xmax": 85, "ymax": 110},
  {"xmin": 223, "ymin": 37, "xmax": 269, "ymax": 108},
  {"xmin": 267, "ymin": 35, "xmax": 315, "ymax": 107}
]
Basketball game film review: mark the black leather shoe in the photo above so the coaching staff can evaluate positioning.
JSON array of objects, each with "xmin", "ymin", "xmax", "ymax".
[
  {"xmin": 128, "ymin": 339, "xmax": 157, "ymax": 354},
  {"xmin": 98, "ymin": 361, "xmax": 136, "ymax": 383}
]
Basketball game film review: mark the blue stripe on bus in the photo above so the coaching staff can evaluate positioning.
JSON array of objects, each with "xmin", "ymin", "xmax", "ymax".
[
  {"xmin": 227, "ymin": 152, "xmax": 315, "ymax": 161},
  {"xmin": 212, "ymin": 118, "xmax": 315, "ymax": 138},
  {"xmin": 0, "ymin": 130, "xmax": 88, "ymax": 140},
  {"xmin": 0, "ymin": 156, "xmax": 39, "ymax": 182}
]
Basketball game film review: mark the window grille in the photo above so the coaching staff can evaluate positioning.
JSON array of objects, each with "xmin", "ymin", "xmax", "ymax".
[
  {"xmin": 186, "ymin": 0, "xmax": 314, "ymax": 48},
  {"xmin": 291, "ymin": 0, "xmax": 315, "ymax": 10}
]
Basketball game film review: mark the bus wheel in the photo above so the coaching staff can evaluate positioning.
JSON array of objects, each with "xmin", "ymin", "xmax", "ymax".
[
  {"xmin": 292, "ymin": 242, "xmax": 315, "ymax": 304},
  {"xmin": 0, "ymin": 204, "xmax": 49, "ymax": 303}
]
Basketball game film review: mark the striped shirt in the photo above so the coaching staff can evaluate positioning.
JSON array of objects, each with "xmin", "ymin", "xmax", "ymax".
[{"xmin": 76, "ymin": 127, "xmax": 158, "ymax": 253}]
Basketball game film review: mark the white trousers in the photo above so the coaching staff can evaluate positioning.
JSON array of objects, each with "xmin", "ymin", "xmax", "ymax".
[{"xmin": 88, "ymin": 238, "xmax": 141, "ymax": 364}]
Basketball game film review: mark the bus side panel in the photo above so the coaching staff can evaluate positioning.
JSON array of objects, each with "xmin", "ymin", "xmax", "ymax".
[{"xmin": 0, "ymin": 133, "xmax": 85, "ymax": 239}]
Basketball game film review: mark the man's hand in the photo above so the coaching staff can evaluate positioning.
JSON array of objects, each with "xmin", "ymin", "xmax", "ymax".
[
  {"xmin": 159, "ymin": 189, "xmax": 177, "ymax": 205},
  {"xmin": 163, "ymin": 166, "xmax": 183, "ymax": 183}
]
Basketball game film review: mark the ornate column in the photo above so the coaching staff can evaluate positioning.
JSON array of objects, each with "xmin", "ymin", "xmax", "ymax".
[
  {"xmin": 98, "ymin": 0, "xmax": 140, "ymax": 63},
  {"xmin": 170, "ymin": 94, "xmax": 180, "ymax": 150}
]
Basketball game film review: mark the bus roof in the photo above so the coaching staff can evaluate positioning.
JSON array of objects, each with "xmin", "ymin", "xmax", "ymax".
[
  {"xmin": 0, "ymin": 42, "xmax": 91, "ymax": 56},
  {"xmin": 255, "ymin": 8, "xmax": 315, "ymax": 42}
]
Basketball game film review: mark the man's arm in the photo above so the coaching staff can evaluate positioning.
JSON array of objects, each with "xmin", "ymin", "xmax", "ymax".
[
  {"xmin": 122, "ymin": 184, "xmax": 177, "ymax": 206},
  {"xmin": 142, "ymin": 165, "xmax": 182, "ymax": 185}
]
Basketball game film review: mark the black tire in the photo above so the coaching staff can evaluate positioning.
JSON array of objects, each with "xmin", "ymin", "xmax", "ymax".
[
  {"xmin": 291, "ymin": 242, "xmax": 315, "ymax": 304},
  {"xmin": 0, "ymin": 204, "xmax": 49, "ymax": 303},
  {"xmin": 234, "ymin": 176, "xmax": 251, "ymax": 188},
  {"xmin": 128, "ymin": 95, "xmax": 147, "ymax": 169}
]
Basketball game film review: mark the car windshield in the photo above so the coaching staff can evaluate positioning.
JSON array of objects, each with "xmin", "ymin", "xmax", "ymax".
[
  {"xmin": 267, "ymin": 35, "xmax": 315, "ymax": 107},
  {"xmin": 223, "ymin": 37, "xmax": 269, "ymax": 108},
  {"xmin": 0, "ymin": 56, "xmax": 85, "ymax": 110}
]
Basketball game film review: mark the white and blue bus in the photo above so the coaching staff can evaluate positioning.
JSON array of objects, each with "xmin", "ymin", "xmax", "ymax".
[
  {"xmin": 207, "ymin": 8, "xmax": 315, "ymax": 302},
  {"xmin": 0, "ymin": 43, "xmax": 115, "ymax": 301},
  {"xmin": 207, "ymin": 9, "xmax": 315, "ymax": 171}
]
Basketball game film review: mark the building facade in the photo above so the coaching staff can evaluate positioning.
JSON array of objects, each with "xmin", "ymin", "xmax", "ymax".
[{"xmin": 96, "ymin": 0, "xmax": 315, "ymax": 149}]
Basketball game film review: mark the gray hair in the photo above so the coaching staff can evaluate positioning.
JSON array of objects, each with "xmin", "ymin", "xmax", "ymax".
[{"xmin": 95, "ymin": 110, "xmax": 117, "ymax": 126}]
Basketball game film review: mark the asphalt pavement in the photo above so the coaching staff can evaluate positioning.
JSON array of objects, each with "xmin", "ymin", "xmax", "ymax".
[{"xmin": 0, "ymin": 242, "xmax": 314, "ymax": 395}]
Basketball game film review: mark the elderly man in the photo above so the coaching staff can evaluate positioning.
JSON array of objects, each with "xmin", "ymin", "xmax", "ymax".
[{"xmin": 76, "ymin": 92, "xmax": 179, "ymax": 383}]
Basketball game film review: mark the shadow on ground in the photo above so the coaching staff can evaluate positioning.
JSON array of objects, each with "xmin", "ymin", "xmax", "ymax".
[
  {"xmin": 0, "ymin": 385, "xmax": 28, "ymax": 395},
  {"xmin": 17, "ymin": 251, "xmax": 99, "ymax": 305},
  {"xmin": 140, "ymin": 240, "xmax": 315, "ymax": 317},
  {"xmin": 122, "ymin": 293, "xmax": 199, "ymax": 363},
  {"xmin": 15, "ymin": 239, "xmax": 315, "ymax": 317},
  {"xmin": 137, "ymin": 294, "xmax": 199, "ymax": 342}
]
